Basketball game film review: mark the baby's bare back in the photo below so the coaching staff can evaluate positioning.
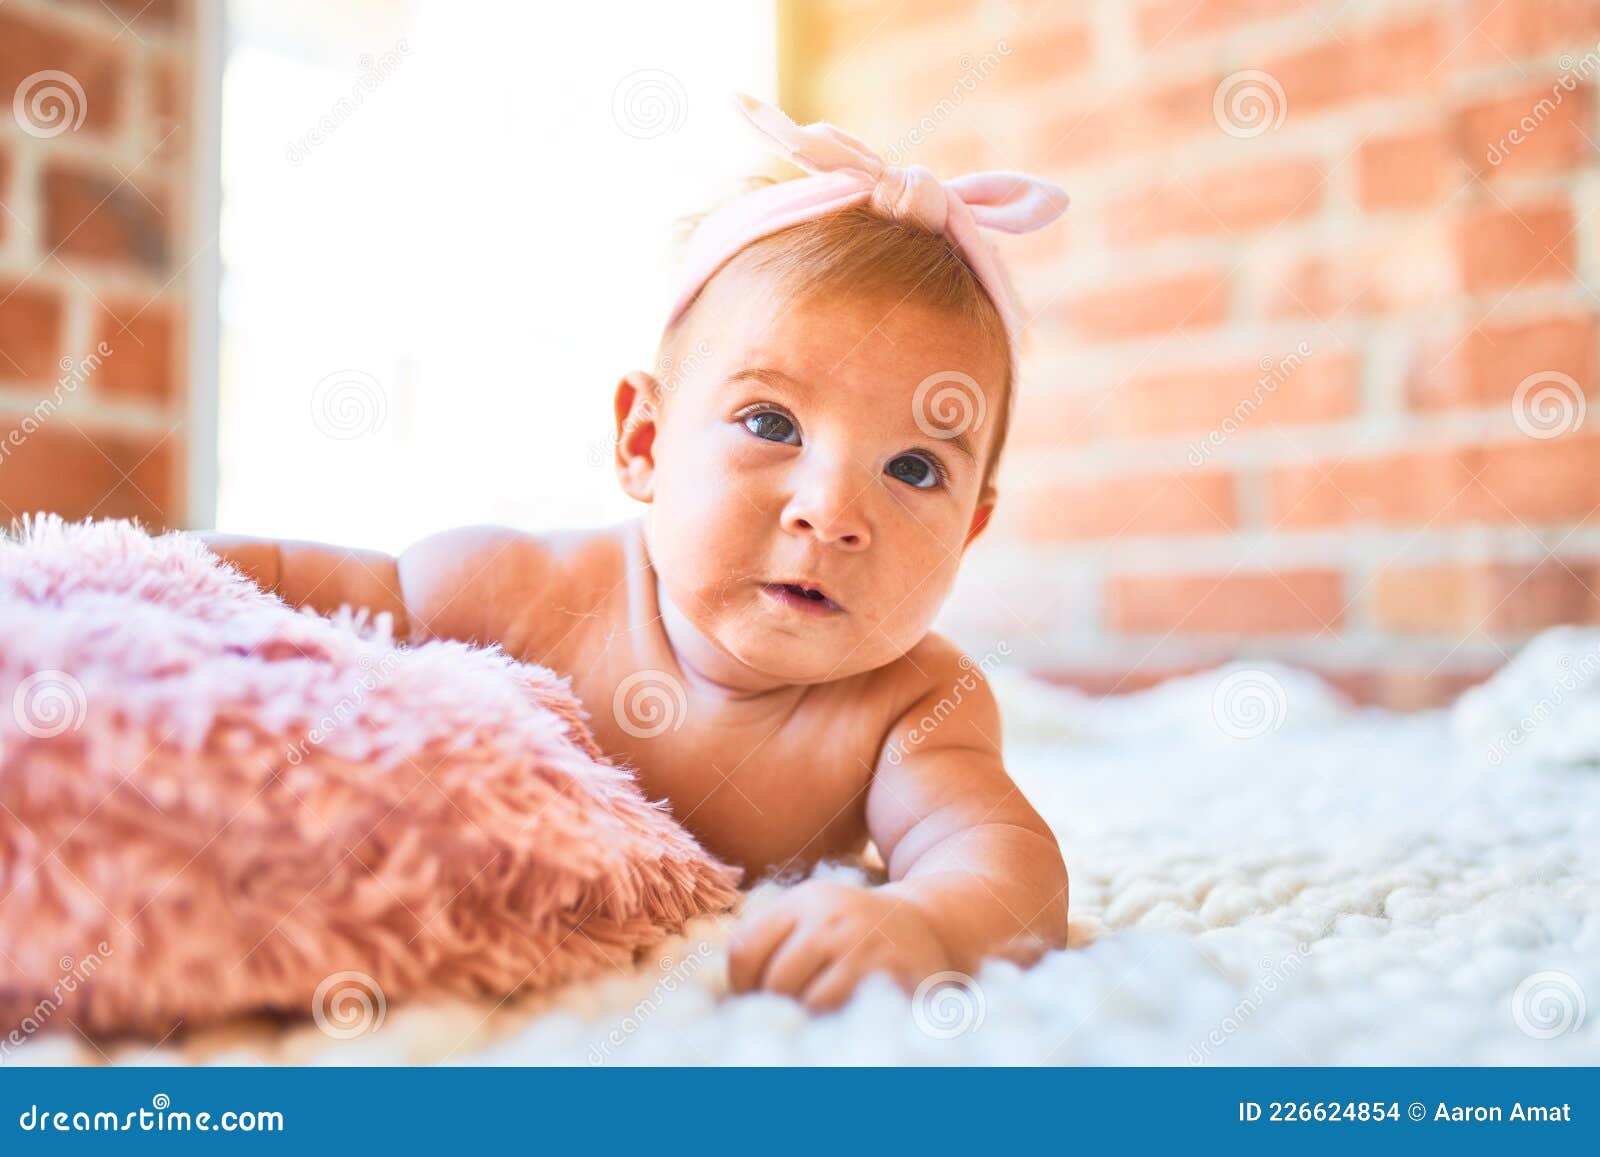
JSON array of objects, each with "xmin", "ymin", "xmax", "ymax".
[
  {"xmin": 460, "ymin": 518, "xmax": 931, "ymax": 880},
  {"xmin": 205, "ymin": 518, "xmax": 931, "ymax": 880}
]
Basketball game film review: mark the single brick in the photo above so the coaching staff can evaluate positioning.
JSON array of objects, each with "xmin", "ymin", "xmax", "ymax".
[
  {"xmin": 43, "ymin": 161, "xmax": 169, "ymax": 271},
  {"xmin": 1107, "ymin": 158, "xmax": 1324, "ymax": 244},
  {"xmin": 0, "ymin": 423, "xmax": 177, "ymax": 527},
  {"xmin": 1375, "ymin": 559, "xmax": 1600, "ymax": 634},
  {"xmin": 92, "ymin": 298, "xmax": 179, "ymax": 404},
  {"xmin": 1460, "ymin": 81, "xmax": 1595, "ymax": 179},
  {"xmin": 1107, "ymin": 568, "xmax": 1346, "ymax": 634},
  {"xmin": 1408, "ymin": 314, "xmax": 1597, "ymax": 412},
  {"xmin": 1105, "ymin": 349, "xmax": 1359, "ymax": 439},
  {"xmin": 0, "ymin": 281, "xmax": 65, "ymax": 382},
  {"xmin": 1357, "ymin": 126, "xmax": 1454, "ymax": 209},
  {"xmin": 1013, "ymin": 470, "xmax": 1236, "ymax": 540},
  {"xmin": 1456, "ymin": 200, "xmax": 1575, "ymax": 293},
  {"xmin": 1064, "ymin": 269, "xmax": 1229, "ymax": 341}
]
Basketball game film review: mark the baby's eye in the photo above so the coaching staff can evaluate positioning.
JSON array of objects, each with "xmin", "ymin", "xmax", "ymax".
[
  {"xmin": 742, "ymin": 408, "xmax": 799, "ymax": 445},
  {"xmin": 886, "ymin": 453, "xmax": 946, "ymax": 490}
]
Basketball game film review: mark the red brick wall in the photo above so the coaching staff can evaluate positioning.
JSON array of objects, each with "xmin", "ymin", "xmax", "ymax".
[
  {"xmin": 791, "ymin": 0, "xmax": 1600, "ymax": 707},
  {"xmin": 0, "ymin": 0, "xmax": 191, "ymax": 530}
]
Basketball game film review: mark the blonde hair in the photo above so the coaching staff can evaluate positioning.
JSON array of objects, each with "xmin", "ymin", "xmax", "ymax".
[{"xmin": 666, "ymin": 185, "xmax": 1014, "ymax": 500}]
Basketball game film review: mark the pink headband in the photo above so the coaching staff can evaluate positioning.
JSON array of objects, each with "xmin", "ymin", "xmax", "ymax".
[{"xmin": 663, "ymin": 93, "xmax": 1070, "ymax": 359}]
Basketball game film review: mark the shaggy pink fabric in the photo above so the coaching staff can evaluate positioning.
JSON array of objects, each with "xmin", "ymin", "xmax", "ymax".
[{"xmin": 0, "ymin": 516, "xmax": 739, "ymax": 1039}]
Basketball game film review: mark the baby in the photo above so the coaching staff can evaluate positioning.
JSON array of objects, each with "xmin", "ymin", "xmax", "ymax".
[{"xmin": 204, "ymin": 95, "xmax": 1070, "ymax": 1013}]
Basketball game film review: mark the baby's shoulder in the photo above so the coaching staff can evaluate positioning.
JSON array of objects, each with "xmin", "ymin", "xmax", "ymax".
[
  {"xmin": 865, "ymin": 630, "xmax": 1004, "ymax": 735},
  {"xmin": 395, "ymin": 520, "xmax": 631, "ymax": 653}
]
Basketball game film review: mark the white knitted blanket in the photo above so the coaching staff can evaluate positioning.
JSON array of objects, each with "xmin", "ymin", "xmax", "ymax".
[{"xmin": 24, "ymin": 628, "xmax": 1599, "ymax": 1065}]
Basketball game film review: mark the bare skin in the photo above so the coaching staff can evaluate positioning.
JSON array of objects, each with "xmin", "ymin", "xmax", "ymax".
[{"xmin": 202, "ymin": 262, "xmax": 1069, "ymax": 1011}]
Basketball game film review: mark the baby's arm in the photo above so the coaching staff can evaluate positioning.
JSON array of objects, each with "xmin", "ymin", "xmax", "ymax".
[
  {"xmin": 199, "ymin": 532, "xmax": 410, "ymax": 632},
  {"xmin": 198, "ymin": 526, "xmax": 554, "ymax": 648},
  {"xmin": 728, "ymin": 642, "xmax": 1069, "ymax": 1012}
]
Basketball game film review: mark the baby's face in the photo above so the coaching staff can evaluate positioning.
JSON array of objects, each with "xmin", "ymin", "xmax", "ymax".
[{"xmin": 622, "ymin": 262, "xmax": 1006, "ymax": 686}]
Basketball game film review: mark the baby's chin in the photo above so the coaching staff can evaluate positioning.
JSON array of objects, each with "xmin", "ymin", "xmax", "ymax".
[{"xmin": 713, "ymin": 616, "xmax": 905, "ymax": 686}]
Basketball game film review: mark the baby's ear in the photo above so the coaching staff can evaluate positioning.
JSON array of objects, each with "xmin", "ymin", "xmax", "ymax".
[
  {"xmin": 613, "ymin": 370, "xmax": 663, "ymax": 503},
  {"xmin": 963, "ymin": 488, "xmax": 997, "ymax": 551}
]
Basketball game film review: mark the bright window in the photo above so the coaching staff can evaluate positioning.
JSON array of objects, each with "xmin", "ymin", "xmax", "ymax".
[{"xmin": 216, "ymin": 0, "xmax": 778, "ymax": 551}]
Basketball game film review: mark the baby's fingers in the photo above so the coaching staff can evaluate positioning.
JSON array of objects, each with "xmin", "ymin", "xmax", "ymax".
[
  {"xmin": 759, "ymin": 927, "xmax": 838, "ymax": 998},
  {"xmin": 727, "ymin": 910, "xmax": 798, "ymax": 994},
  {"xmin": 800, "ymin": 957, "xmax": 868, "ymax": 1014}
]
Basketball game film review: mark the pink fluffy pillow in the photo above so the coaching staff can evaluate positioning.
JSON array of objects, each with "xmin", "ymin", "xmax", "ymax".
[{"xmin": 0, "ymin": 516, "xmax": 737, "ymax": 1039}]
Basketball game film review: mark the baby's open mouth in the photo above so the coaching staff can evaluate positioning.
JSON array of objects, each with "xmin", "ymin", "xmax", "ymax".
[{"xmin": 762, "ymin": 581, "xmax": 845, "ymax": 614}]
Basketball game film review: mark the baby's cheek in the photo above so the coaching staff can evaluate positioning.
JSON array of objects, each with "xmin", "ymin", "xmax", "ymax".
[
  {"xmin": 881, "ymin": 555, "xmax": 956, "ymax": 630},
  {"xmin": 656, "ymin": 461, "xmax": 743, "ymax": 537},
  {"xmin": 913, "ymin": 541, "xmax": 962, "ymax": 589}
]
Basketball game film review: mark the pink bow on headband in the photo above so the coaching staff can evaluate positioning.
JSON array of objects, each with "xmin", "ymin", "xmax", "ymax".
[{"xmin": 662, "ymin": 93, "xmax": 1070, "ymax": 357}]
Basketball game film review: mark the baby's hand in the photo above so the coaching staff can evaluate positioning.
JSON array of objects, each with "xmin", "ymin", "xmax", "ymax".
[{"xmin": 727, "ymin": 879, "xmax": 954, "ymax": 1013}]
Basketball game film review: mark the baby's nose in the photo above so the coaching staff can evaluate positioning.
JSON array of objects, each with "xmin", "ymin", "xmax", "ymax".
[
  {"xmin": 787, "ymin": 511, "xmax": 868, "ymax": 550},
  {"xmin": 782, "ymin": 477, "xmax": 870, "ymax": 550}
]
